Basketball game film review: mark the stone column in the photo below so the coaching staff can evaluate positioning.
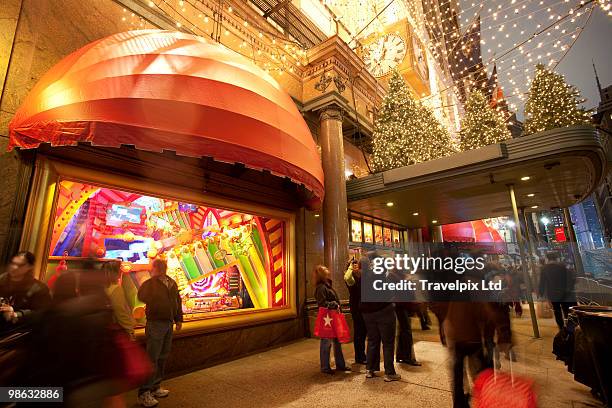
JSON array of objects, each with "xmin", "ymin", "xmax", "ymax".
[{"xmin": 319, "ymin": 105, "xmax": 349, "ymax": 297}]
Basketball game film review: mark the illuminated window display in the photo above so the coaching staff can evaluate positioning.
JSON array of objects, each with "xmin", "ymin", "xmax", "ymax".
[
  {"xmin": 351, "ymin": 219, "xmax": 363, "ymax": 242},
  {"xmin": 384, "ymin": 227, "xmax": 392, "ymax": 246},
  {"xmin": 393, "ymin": 230, "xmax": 401, "ymax": 248},
  {"xmin": 374, "ymin": 225, "xmax": 383, "ymax": 245},
  {"xmin": 47, "ymin": 180, "xmax": 289, "ymax": 322},
  {"xmin": 363, "ymin": 222, "xmax": 373, "ymax": 244}
]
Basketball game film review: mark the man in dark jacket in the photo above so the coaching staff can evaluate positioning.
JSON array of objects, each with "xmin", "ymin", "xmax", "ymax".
[
  {"xmin": 344, "ymin": 257, "xmax": 367, "ymax": 364},
  {"xmin": 1, "ymin": 251, "xmax": 51, "ymax": 334},
  {"xmin": 538, "ymin": 252, "xmax": 576, "ymax": 330},
  {"xmin": 137, "ymin": 259, "xmax": 183, "ymax": 407}
]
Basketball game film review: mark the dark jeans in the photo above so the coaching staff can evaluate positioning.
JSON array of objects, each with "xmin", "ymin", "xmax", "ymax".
[
  {"xmin": 363, "ymin": 304, "xmax": 396, "ymax": 375},
  {"xmin": 552, "ymin": 302, "xmax": 576, "ymax": 330},
  {"xmin": 139, "ymin": 319, "xmax": 174, "ymax": 395},
  {"xmin": 395, "ymin": 307, "xmax": 416, "ymax": 362},
  {"xmin": 417, "ymin": 304, "xmax": 432, "ymax": 329},
  {"xmin": 320, "ymin": 338, "xmax": 346, "ymax": 371},
  {"xmin": 351, "ymin": 309, "xmax": 367, "ymax": 363},
  {"xmin": 452, "ymin": 341, "xmax": 487, "ymax": 408}
]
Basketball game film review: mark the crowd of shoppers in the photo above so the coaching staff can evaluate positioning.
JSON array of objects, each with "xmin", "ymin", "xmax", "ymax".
[
  {"xmin": 2, "ymin": 247, "xmax": 585, "ymax": 408},
  {"xmin": 0, "ymin": 252, "xmax": 180, "ymax": 408},
  {"xmin": 314, "ymin": 251, "xmax": 519, "ymax": 407}
]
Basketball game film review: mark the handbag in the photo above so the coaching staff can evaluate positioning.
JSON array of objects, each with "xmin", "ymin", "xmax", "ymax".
[
  {"xmin": 472, "ymin": 351, "xmax": 537, "ymax": 408},
  {"xmin": 110, "ymin": 329, "xmax": 153, "ymax": 390},
  {"xmin": 313, "ymin": 307, "xmax": 351, "ymax": 343}
]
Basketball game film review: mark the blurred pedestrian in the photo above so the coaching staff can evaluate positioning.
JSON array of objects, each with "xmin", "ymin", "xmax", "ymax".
[
  {"xmin": 394, "ymin": 302, "xmax": 421, "ymax": 366},
  {"xmin": 417, "ymin": 304, "xmax": 432, "ymax": 330},
  {"xmin": 315, "ymin": 264, "xmax": 351, "ymax": 374},
  {"xmin": 104, "ymin": 260, "xmax": 136, "ymax": 339},
  {"xmin": 0, "ymin": 251, "xmax": 51, "ymax": 334},
  {"xmin": 538, "ymin": 252, "xmax": 576, "ymax": 331},
  {"xmin": 29, "ymin": 260, "xmax": 123, "ymax": 407},
  {"xmin": 344, "ymin": 256, "xmax": 367, "ymax": 365},
  {"xmin": 137, "ymin": 259, "xmax": 183, "ymax": 407},
  {"xmin": 444, "ymin": 299, "xmax": 512, "ymax": 408}
]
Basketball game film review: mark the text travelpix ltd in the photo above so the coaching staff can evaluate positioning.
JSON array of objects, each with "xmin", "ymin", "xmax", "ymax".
[{"xmin": 370, "ymin": 254, "xmax": 502, "ymax": 293}]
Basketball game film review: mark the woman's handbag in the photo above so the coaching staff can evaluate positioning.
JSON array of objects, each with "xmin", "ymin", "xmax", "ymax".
[{"xmin": 110, "ymin": 329, "xmax": 153, "ymax": 390}]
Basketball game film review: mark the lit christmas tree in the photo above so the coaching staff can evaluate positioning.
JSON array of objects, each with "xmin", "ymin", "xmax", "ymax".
[
  {"xmin": 371, "ymin": 71, "xmax": 453, "ymax": 172},
  {"xmin": 524, "ymin": 64, "xmax": 592, "ymax": 135},
  {"xmin": 459, "ymin": 89, "xmax": 511, "ymax": 151}
]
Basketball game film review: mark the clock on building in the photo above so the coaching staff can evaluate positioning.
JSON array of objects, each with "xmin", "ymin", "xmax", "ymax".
[
  {"xmin": 359, "ymin": 19, "xmax": 430, "ymax": 96},
  {"xmin": 363, "ymin": 34, "xmax": 407, "ymax": 78}
]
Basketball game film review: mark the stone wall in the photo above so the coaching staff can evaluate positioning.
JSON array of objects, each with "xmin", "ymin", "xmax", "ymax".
[{"xmin": 0, "ymin": 0, "xmax": 136, "ymax": 260}]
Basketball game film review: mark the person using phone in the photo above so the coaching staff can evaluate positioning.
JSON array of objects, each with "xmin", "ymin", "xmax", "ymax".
[
  {"xmin": 344, "ymin": 256, "xmax": 367, "ymax": 365},
  {"xmin": 0, "ymin": 251, "xmax": 51, "ymax": 334}
]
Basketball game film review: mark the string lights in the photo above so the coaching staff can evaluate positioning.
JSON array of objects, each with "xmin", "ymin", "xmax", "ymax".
[
  {"xmin": 123, "ymin": 0, "xmax": 309, "ymax": 78},
  {"xmin": 371, "ymin": 71, "xmax": 454, "ymax": 172},
  {"xmin": 119, "ymin": 0, "xmax": 606, "ymax": 133},
  {"xmin": 459, "ymin": 89, "xmax": 511, "ymax": 151},
  {"xmin": 523, "ymin": 63, "xmax": 593, "ymax": 134}
]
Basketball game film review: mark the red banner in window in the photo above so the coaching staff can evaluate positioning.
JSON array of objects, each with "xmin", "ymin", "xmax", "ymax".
[{"xmin": 555, "ymin": 227, "xmax": 566, "ymax": 242}]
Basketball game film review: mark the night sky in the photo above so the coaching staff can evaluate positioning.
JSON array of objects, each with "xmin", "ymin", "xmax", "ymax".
[
  {"xmin": 556, "ymin": 8, "xmax": 612, "ymax": 110},
  {"xmin": 457, "ymin": 1, "xmax": 612, "ymax": 118}
]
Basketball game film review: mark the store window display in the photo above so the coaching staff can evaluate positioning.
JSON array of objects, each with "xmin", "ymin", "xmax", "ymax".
[{"xmin": 45, "ymin": 180, "xmax": 289, "ymax": 324}]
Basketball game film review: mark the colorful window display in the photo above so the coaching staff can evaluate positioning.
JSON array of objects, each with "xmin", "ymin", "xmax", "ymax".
[
  {"xmin": 374, "ymin": 225, "xmax": 383, "ymax": 245},
  {"xmin": 384, "ymin": 227, "xmax": 392, "ymax": 246},
  {"xmin": 393, "ymin": 230, "xmax": 401, "ymax": 248},
  {"xmin": 351, "ymin": 219, "xmax": 363, "ymax": 242},
  {"xmin": 47, "ymin": 180, "xmax": 289, "ymax": 322},
  {"xmin": 363, "ymin": 222, "xmax": 373, "ymax": 244}
]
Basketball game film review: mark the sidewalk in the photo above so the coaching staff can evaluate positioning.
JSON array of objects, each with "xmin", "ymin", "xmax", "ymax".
[{"xmin": 125, "ymin": 314, "xmax": 603, "ymax": 408}]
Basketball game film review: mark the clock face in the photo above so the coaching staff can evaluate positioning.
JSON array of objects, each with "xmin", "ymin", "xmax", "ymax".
[{"xmin": 363, "ymin": 34, "xmax": 407, "ymax": 78}]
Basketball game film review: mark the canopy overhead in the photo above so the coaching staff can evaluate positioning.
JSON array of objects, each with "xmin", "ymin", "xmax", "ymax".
[
  {"xmin": 347, "ymin": 126, "xmax": 607, "ymax": 227},
  {"xmin": 8, "ymin": 29, "xmax": 324, "ymax": 205}
]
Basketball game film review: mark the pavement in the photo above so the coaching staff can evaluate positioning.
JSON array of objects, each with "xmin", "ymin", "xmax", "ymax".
[{"xmin": 125, "ymin": 312, "xmax": 603, "ymax": 408}]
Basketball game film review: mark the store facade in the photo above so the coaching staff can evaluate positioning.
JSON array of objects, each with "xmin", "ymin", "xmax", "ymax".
[{"xmin": 6, "ymin": 29, "xmax": 325, "ymax": 372}]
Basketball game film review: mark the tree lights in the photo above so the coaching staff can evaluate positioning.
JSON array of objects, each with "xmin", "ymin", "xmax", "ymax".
[
  {"xmin": 459, "ymin": 89, "xmax": 511, "ymax": 151},
  {"xmin": 523, "ymin": 64, "xmax": 592, "ymax": 135},
  {"xmin": 371, "ymin": 71, "xmax": 454, "ymax": 172}
]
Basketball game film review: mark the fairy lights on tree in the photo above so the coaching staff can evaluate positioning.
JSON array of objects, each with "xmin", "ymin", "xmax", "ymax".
[
  {"xmin": 523, "ymin": 64, "xmax": 592, "ymax": 135},
  {"xmin": 459, "ymin": 89, "xmax": 511, "ymax": 151},
  {"xmin": 371, "ymin": 71, "xmax": 454, "ymax": 172}
]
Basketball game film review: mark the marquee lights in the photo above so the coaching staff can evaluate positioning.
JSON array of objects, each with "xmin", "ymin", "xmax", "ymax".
[{"xmin": 120, "ymin": 0, "xmax": 606, "ymax": 121}]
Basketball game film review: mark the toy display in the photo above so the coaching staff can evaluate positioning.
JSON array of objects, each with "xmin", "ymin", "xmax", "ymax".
[{"xmin": 47, "ymin": 180, "xmax": 288, "ymax": 322}]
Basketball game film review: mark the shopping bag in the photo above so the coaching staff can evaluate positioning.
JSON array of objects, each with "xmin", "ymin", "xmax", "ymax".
[
  {"xmin": 314, "ymin": 307, "xmax": 337, "ymax": 339},
  {"xmin": 313, "ymin": 307, "xmax": 352, "ymax": 343},
  {"xmin": 332, "ymin": 312, "xmax": 351, "ymax": 344},
  {"xmin": 473, "ymin": 359, "xmax": 537, "ymax": 408},
  {"xmin": 111, "ymin": 330, "xmax": 153, "ymax": 390}
]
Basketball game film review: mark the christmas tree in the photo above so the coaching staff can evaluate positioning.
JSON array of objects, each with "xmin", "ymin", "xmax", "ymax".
[
  {"xmin": 459, "ymin": 89, "xmax": 511, "ymax": 151},
  {"xmin": 524, "ymin": 64, "xmax": 592, "ymax": 135},
  {"xmin": 371, "ymin": 71, "xmax": 454, "ymax": 172}
]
